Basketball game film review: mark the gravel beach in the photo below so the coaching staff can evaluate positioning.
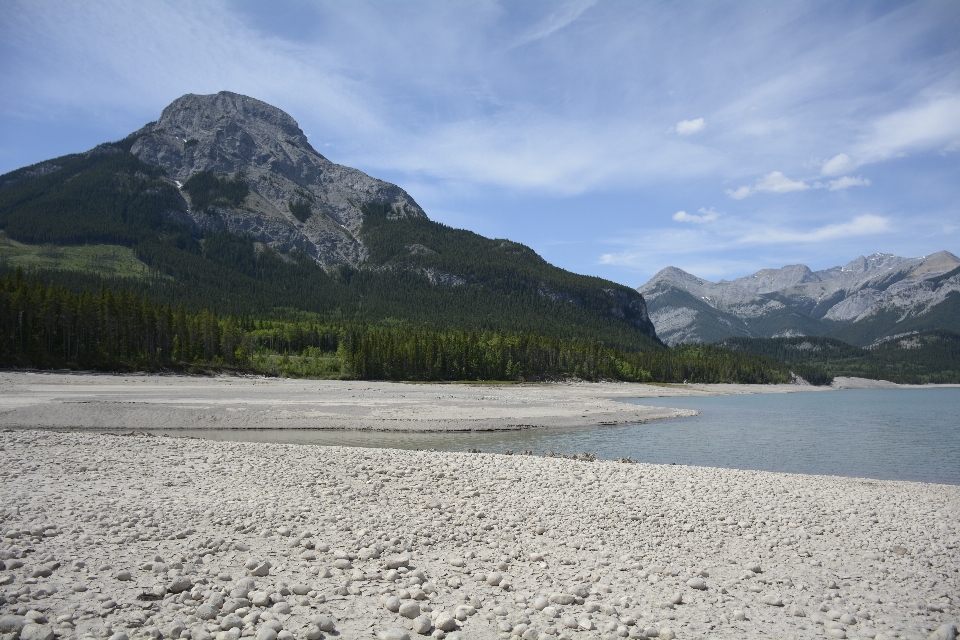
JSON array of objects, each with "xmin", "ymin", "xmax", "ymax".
[
  {"xmin": 2, "ymin": 429, "xmax": 958, "ymax": 640},
  {"xmin": 1, "ymin": 373, "xmax": 958, "ymax": 640}
]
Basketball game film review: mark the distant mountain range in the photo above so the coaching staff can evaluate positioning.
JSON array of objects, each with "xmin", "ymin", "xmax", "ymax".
[{"xmin": 637, "ymin": 251, "xmax": 960, "ymax": 346}]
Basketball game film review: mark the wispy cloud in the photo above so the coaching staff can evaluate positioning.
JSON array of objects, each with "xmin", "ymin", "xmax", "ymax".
[
  {"xmin": 673, "ymin": 207, "xmax": 719, "ymax": 223},
  {"xmin": 855, "ymin": 93, "xmax": 960, "ymax": 164},
  {"xmin": 508, "ymin": 0, "xmax": 597, "ymax": 49},
  {"xmin": 739, "ymin": 214, "xmax": 891, "ymax": 244},
  {"xmin": 821, "ymin": 153, "xmax": 855, "ymax": 176},
  {"xmin": 825, "ymin": 176, "xmax": 870, "ymax": 191}
]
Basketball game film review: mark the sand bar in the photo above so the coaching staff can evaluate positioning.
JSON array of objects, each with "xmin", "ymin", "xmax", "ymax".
[{"xmin": 0, "ymin": 372, "xmax": 850, "ymax": 433}]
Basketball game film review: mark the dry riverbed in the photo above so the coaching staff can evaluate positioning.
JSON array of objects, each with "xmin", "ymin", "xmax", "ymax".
[
  {"xmin": 0, "ymin": 372, "xmax": 843, "ymax": 433},
  {"xmin": 1, "ymin": 430, "xmax": 958, "ymax": 640}
]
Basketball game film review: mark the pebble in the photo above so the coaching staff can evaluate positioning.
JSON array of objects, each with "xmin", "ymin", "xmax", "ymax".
[
  {"xmin": 379, "ymin": 630, "xmax": 411, "ymax": 640},
  {"xmin": 412, "ymin": 615, "xmax": 432, "ymax": 635},
  {"xmin": 1, "ymin": 423, "xmax": 957, "ymax": 640}
]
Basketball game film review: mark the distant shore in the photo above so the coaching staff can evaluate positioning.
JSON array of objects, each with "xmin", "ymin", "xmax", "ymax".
[{"xmin": 1, "ymin": 371, "xmax": 957, "ymax": 433}]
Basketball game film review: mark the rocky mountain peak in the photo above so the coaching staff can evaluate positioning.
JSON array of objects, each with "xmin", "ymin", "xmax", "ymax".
[{"xmin": 127, "ymin": 91, "xmax": 425, "ymax": 267}]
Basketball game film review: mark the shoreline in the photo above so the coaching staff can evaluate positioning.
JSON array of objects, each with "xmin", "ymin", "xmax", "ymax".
[
  {"xmin": 1, "ymin": 429, "xmax": 957, "ymax": 640},
  {"xmin": 7, "ymin": 371, "xmax": 953, "ymax": 435}
]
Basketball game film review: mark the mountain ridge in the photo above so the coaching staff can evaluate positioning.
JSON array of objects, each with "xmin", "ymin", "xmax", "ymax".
[
  {"xmin": 638, "ymin": 251, "xmax": 960, "ymax": 346},
  {"xmin": 0, "ymin": 91, "xmax": 660, "ymax": 349}
]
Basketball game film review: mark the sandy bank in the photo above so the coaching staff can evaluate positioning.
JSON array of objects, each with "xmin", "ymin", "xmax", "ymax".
[
  {"xmin": 1, "ymin": 430, "xmax": 957, "ymax": 640},
  {"xmin": 0, "ymin": 372, "xmax": 844, "ymax": 433}
]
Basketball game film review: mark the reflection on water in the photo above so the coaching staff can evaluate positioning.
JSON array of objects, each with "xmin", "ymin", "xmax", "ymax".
[{"xmin": 149, "ymin": 388, "xmax": 960, "ymax": 485}]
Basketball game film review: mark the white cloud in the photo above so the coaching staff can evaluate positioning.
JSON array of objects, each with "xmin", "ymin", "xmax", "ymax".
[
  {"xmin": 756, "ymin": 171, "xmax": 810, "ymax": 193},
  {"xmin": 856, "ymin": 94, "xmax": 960, "ymax": 164},
  {"xmin": 673, "ymin": 207, "xmax": 719, "ymax": 223},
  {"xmin": 821, "ymin": 153, "xmax": 855, "ymax": 176},
  {"xmin": 727, "ymin": 171, "xmax": 809, "ymax": 199},
  {"xmin": 826, "ymin": 175, "xmax": 870, "ymax": 191},
  {"xmin": 739, "ymin": 214, "xmax": 891, "ymax": 244},
  {"xmin": 675, "ymin": 118, "xmax": 705, "ymax": 135}
]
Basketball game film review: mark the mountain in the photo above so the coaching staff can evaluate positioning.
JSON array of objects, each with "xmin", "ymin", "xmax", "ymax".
[
  {"xmin": 0, "ymin": 91, "xmax": 658, "ymax": 350},
  {"xmin": 638, "ymin": 252, "xmax": 960, "ymax": 346}
]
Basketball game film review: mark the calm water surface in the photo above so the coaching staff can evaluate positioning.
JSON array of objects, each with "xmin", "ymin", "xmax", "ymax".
[{"xmin": 150, "ymin": 388, "xmax": 960, "ymax": 485}]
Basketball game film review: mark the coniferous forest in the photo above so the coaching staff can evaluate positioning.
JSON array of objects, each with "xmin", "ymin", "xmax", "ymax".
[{"xmin": 0, "ymin": 269, "xmax": 808, "ymax": 383}]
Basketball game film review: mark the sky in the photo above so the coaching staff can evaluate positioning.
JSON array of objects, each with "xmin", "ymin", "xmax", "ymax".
[{"xmin": 1, "ymin": 0, "xmax": 959, "ymax": 288}]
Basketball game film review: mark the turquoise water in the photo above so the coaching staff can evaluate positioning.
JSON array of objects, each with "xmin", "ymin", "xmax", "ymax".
[{"xmin": 151, "ymin": 388, "xmax": 960, "ymax": 485}]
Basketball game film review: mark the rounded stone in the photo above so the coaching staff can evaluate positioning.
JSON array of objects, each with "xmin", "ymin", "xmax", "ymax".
[
  {"xmin": 378, "ymin": 629, "xmax": 411, "ymax": 640},
  {"xmin": 169, "ymin": 576, "xmax": 193, "ymax": 593},
  {"xmin": 196, "ymin": 604, "xmax": 218, "ymax": 621},
  {"xmin": 399, "ymin": 602, "xmax": 421, "ymax": 619},
  {"xmin": 434, "ymin": 612, "xmax": 456, "ymax": 632},
  {"xmin": 411, "ymin": 615, "xmax": 432, "ymax": 635},
  {"xmin": 686, "ymin": 577, "xmax": 706, "ymax": 590}
]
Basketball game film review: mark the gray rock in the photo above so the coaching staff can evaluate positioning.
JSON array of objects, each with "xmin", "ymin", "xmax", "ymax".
[
  {"xmin": 276, "ymin": 632, "xmax": 293, "ymax": 640},
  {"xmin": 746, "ymin": 561, "xmax": 762, "ymax": 573},
  {"xmin": 196, "ymin": 604, "xmax": 218, "ymax": 621},
  {"xmin": 434, "ymin": 612, "xmax": 456, "ymax": 632},
  {"xmin": 303, "ymin": 626, "xmax": 322, "ymax": 640},
  {"xmin": 107, "ymin": 633, "xmax": 128, "ymax": 640},
  {"xmin": 0, "ymin": 617, "xmax": 24, "ymax": 634},
  {"xmin": 399, "ymin": 602, "xmax": 421, "ymax": 619},
  {"xmin": 19, "ymin": 624, "xmax": 54, "ymax": 640},
  {"xmin": 386, "ymin": 554, "xmax": 411, "ymax": 570},
  {"xmin": 685, "ymin": 577, "xmax": 706, "ymax": 590},
  {"xmin": 311, "ymin": 616, "xmax": 335, "ymax": 633},
  {"xmin": 169, "ymin": 576, "xmax": 193, "ymax": 593},
  {"xmin": 166, "ymin": 621, "xmax": 187, "ymax": 639},
  {"xmin": 928, "ymin": 624, "xmax": 958, "ymax": 640},
  {"xmin": 411, "ymin": 615, "xmax": 432, "ymax": 635},
  {"xmin": 255, "ymin": 628, "xmax": 277, "ymax": 640},
  {"xmin": 219, "ymin": 615, "xmax": 243, "ymax": 631},
  {"xmin": 384, "ymin": 596, "xmax": 401, "ymax": 612},
  {"xmin": 191, "ymin": 627, "xmax": 213, "ymax": 640},
  {"xmin": 378, "ymin": 630, "xmax": 410, "ymax": 640}
]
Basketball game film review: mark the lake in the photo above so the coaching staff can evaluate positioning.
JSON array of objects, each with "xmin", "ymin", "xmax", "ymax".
[{"xmin": 150, "ymin": 388, "xmax": 960, "ymax": 485}]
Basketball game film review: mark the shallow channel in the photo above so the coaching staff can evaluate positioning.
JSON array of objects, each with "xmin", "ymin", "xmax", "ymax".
[{"xmin": 148, "ymin": 388, "xmax": 960, "ymax": 485}]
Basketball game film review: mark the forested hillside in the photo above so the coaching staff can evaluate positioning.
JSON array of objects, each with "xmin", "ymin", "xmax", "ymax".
[
  {"xmin": 0, "ymin": 270, "xmax": 815, "ymax": 384},
  {"xmin": 0, "ymin": 145, "xmax": 659, "ymax": 352},
  {"xmin": 716, "ymin": 333, "xmax": 960, "ymax": 384}
]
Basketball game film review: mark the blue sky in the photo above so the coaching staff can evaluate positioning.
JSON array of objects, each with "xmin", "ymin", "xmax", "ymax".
[{"xmin": 1, "ymin": 1, "xmax": 959, "ymax": 287}]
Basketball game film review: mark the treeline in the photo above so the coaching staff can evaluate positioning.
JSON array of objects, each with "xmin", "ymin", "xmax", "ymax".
[
  {"xmin": 717, "ymin": 333, "xmax": 960, "ymax": 384},
  {"xmin": 1, "ymin": 271, "xmax": 815, "ymax": 384}
]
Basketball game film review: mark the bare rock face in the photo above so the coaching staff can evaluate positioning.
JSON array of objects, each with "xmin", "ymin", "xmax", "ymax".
[
  {"xmin": 128, "ymin": 91, "xmax": 425, "ymax": 267},
  {"xmin": 639, "ymin": 251, "xmax": 960, "ymax": 345}
]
